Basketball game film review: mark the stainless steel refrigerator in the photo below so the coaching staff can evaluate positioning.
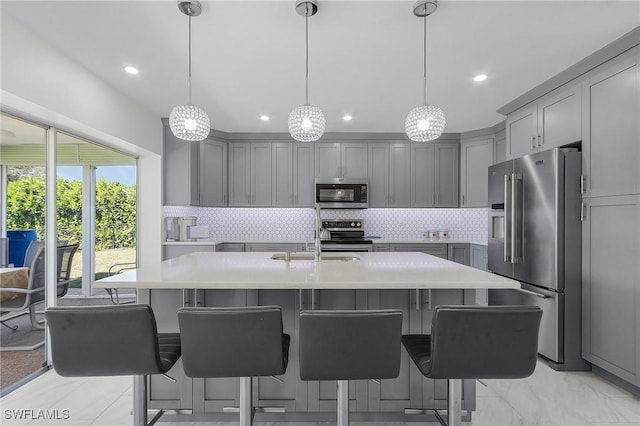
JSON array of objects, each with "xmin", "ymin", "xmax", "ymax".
[{"xmin": 487, "ymin": 147, "xmax": 590, "ymax": 371}]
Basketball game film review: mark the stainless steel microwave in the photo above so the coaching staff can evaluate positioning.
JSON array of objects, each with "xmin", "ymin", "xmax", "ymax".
[{"xmin": 315, "ymin": 178, "xmax": 368, "ymax": 209}]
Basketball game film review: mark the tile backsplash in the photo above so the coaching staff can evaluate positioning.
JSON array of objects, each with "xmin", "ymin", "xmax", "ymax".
[{"xmin": 164, "ymin": 206, "xmax": 488, "ymax": 242}]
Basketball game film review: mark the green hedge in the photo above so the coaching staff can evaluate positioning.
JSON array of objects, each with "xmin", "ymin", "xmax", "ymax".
[{"xmin": 6, "ymin": 176, "xmax": 136, "ymax": 249}]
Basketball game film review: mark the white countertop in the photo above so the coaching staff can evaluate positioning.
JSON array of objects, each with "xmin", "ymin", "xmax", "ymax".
[{"xmin": 95, "ymin": 252, "xmax": 517, "ymax": 290}]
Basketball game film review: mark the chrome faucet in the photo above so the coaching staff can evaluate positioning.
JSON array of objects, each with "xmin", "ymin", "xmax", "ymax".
[{"xmin": 315, "ymin": 204, "xmax": 322, "ymax": 262}]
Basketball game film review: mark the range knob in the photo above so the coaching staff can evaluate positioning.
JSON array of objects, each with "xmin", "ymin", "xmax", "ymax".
[
  {"xmin": 351, "ymin": 222, "xmax": 355, "ymax": 227},
  {"xmin": 356, "ymin": 222, "xmax": 361, "ymax": 227}
]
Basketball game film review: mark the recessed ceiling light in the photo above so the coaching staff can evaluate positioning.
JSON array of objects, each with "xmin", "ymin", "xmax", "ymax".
[
  {"xmin": 124, "ymin": 66, "xmax": 139, "ymax": 75},
  {"xmin": 343, "ymin": 115, "xmax": 353, "ymax": 121},
  {"xmin": 260, "ymin": 115, "xmax": 270, "ymax": 121},
  {"xmin": 473, "ymin": 74, "xmax": 487, "ymax": 82}
]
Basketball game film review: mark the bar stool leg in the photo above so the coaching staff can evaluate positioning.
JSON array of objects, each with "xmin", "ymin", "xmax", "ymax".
[
  {"xmin": 239, "ymin": 376, "xmax": 253, "ymax": 426},
  {"xmin": 337, "ymin": 379, "xmax": 349, "ymax": 426},
  {"xmin": 448, "ymin": 378, "xmax": 462, "ymax": 426},
  {"xmin": 133, "ymin": 375, "xmax": 148, "ymax": 426}
]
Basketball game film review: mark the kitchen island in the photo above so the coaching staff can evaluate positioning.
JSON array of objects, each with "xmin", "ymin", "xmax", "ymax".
[{"xmin": 95, "ymin": 251, "xmax": 519, "ymax": 424}]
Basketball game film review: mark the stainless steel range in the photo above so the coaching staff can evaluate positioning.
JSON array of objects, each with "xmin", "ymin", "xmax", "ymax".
[{"xmin": 320, "ymin": 219, "xmax": 373, "ymax": 252}]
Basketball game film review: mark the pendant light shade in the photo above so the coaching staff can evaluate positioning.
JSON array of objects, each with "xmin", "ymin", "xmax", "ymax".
[
  {"xmin": 288, "ymin": 104, "xmax": 326, "ymax": 142},
  {"xmin": 289, "ymin": 0, "xmax": 325, "ymax": 142},
  {"xmin": 406, "ymin": 0, "xmax": 445, "ymax": 142},
  {"xmin": 170, "ymin": 1, "xmax": 210, "ymax": 142}
]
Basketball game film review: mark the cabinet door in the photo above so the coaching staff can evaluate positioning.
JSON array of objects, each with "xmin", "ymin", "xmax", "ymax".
[
  {"xmin": 411, "ymin": 144, "xmax": 435, "ymax": 207},
  {"xmin": 228, "ymin": 143, "xmax": 251, "ymax": 206},
  {"xmin": 199, "ymin": 139, "xmax": 227, "ymax": 207},
  {"xmin": 460, "ymin": 138, "xmax": 493, "ymax": 207},
  {"xmin": 163, "ymin": 245, "xmax": 214, "ymax": 260},
  {"xmin": 367, "ymin": 289, "xmax": 422, "ymax": 412},
  {"xmin": 448, "ymin": 243, "xmax": 470, "ymax": 266},
  {"xmin": 538, "ymin": 84, "xmax": 581, "ymax": 150},
  {"xmin": 583, "ymin": 53, "xmax": 640, "ymax": 198},
  {"xmin": 470, "ymin": 244, "xmax": 488, "ymax": 271},
  {"xmin": 315, "ymin": 143, "xmax": 341, "ymax": 178},
  {"xmin": 493, "ymin": 129, "xmax": 507, "ymax": 164},
  {"xmin": 292, "ymin": 143, "xmax": 315, "ymax": 206},
  {"xmin": 507, "ymin": 103, "xmax": 537, "ymax": 159},
  {"xmin": 251, "ymin": 143, "xmax": 272, "ymax": 206},
  {"xmin": 434, "ymin": 143, "xmax": 459, "ymax": 207},
  {"xmin": 341, "ymin": 143, "xmax": 368, "ymax": 179},
  {"xmin": 141, "ymin": 289, "xmax": 193, "ymax": 410},
  {"xmin": 164, "ymin": 126, "xmax": 199, "ymax": 206},
  {"xmin": 389, "ymin": 143, "xmax": 411, "ymax": 207},
  {"xmin": 250, "ymin": 290, "xmax": 307, "ymax": 411},
  {"xmin": 390, "ymin": 244, "xmax": 448, "ymax": 259},
  {"xmin": 307, "ymin": 290, "xmax": 368, "ymax": 412},
  {"xmin": 272, "ymin": 143, "xmax": 294, "ymax": 207},
  {"xmin": 582, "ymin": 195, "xmax": 640, "ymax": 386},
  {"xmin": 245, "ymin": 243, "xmax": 300, "ymax": 252},
  {"xmin": 368, "ymin": 144, "xmax": 390, "ymax": 207}
]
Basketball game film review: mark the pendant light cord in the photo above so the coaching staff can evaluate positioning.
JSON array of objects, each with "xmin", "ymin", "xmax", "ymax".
[
  {"xmin": 188, "ymin": 12, "xmax": 193, "ymax": 105},
  {"xmin": 305, "ymin": 9, "xmax": 309, "ymax": 105},
  {"xmin": 423, "ymin": 13, "xmax": 427, "ymax": 105}
]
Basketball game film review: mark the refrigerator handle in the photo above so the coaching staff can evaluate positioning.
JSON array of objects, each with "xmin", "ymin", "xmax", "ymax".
[
  {"xmin": 511, "ymin": 173, "xmax": 523, "ymax": 264},
  {"xmin": 503, "ymin": 174, "xmax": 511, "ymax": 263}
]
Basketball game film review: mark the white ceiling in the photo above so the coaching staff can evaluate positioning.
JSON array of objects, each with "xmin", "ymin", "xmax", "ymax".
[{"xmin": 2, "ymin": 1, "xmax": 639, "ymax": 135}]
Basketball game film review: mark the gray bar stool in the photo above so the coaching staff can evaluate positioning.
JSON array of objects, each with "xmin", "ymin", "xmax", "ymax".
[
  {"xmin": 178, "ymin": 306, "xmax": 290, "ymax": 426},
  {"xmin": 45, "ymin": 304, "xmax": 181, "ymax": 426},
  {"xmin": 299, "ymin": 309, "xmax": 403, "ymax": 426},
  {"xmin": 402, "ymin": 305, "xmax": 542, "ymax": 426}
]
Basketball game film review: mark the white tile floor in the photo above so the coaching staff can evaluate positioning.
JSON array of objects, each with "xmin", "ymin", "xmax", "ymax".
[{"xmin": 0, "ymin": 360, "xmax": 638, "ymax": 426}]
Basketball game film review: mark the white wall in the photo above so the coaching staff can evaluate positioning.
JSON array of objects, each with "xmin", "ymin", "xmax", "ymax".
[{"xmin": 1, "ymin": 16, "xmax": 163, "ymax": 268}]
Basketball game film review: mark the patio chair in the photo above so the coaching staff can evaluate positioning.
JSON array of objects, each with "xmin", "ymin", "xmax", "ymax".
[{"xmin": 106, "ymin": 262, "xmax": 137, "ymax": 304}]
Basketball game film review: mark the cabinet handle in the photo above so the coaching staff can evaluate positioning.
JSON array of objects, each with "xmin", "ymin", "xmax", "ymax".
[
  {"xmin": 462, "ymin": 194, "xmax": 465, "ymax": 205},
  {"xmin": 436, "ymin": 194, "xmax": 439, "ymax": 205},
  {"xmin": 415, "ymin": 289, "xmax": 420, "ymax": 311},
  {"xmin": 531, "ymin": 136, "xmax": 536, "ymax": 150},
  {"xmin": 580, "ymin": 176, "xmax": 586, "ymax": 195},
  {"xmin": 580, "ymin": 202, "xmax": 587, "ymax": 221},
  {"xmin": 252, "ymin": 194, "xmax": 256, "ymax": 204},
  {"xmin": 537, "ymin": 135, "xmax": 542, "ymax": 147},
  {"xmin": 431, "ymin": 195, "xmax": 435, "ymax": 205},
  {"xmin": 299, "ymin": 289, "xmax": 304, "ymax": 310}
]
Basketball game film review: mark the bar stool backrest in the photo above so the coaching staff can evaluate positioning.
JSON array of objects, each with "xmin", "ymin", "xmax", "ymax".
[
  {"xmin": 45, "ymin": 305, "xmax": 165, "ymax": 377},
  {"xmin": 178, "ymin": 306, "xmax": 287, "ymax": 378},
  {"xmin": 299, "ymin": 309, "xmax": 403, "ymax": 381},
  {"xmin": 428, "ymin": 305, "xmax": 542, "ymax": 379}
]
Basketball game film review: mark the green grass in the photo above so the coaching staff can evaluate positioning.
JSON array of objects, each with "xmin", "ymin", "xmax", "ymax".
[{"xmin": 68, "ymin": 247, "xmax": 136, "ymax": 288}]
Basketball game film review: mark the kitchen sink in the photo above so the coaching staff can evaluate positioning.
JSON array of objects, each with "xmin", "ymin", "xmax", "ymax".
[{"xmin": 270, "ymin": 252, "xmax": 361, "ymax": 262}]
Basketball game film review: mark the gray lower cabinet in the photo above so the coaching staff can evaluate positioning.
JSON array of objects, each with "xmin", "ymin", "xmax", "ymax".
[
  {"xmin": 272, "ymin": 143, "xmax": 315, "ymax": 207},
  {"xmin": 245, "ymin": 243, "xmax": 303, "ymax": 252},
  {"xmin": 368, "ymin": 143, "xmax": 411, "ymax": 207},
  {"xmin": 582, "ymin": 47, "xmax": 640, "ymax": 198},
  {"xmin": 470, "ymin": 244, "xmax": 488, "ymax": 271},
  {"xmin": 373, "ymin": 243, "xmax": 390, "ymax": 252},
  {"xmin": 411, "ymin": 143, "xmax": 459, "ymax": 208},
  {"xmin": 582, "ymin": 194, "xmax": 640, "ymax": 388},
  {"xmin": 164, "ymin": 245, "xmax": 214, "ymax": 260},
  {"xmin": 447, "ymin": 244, "xmax": 470, "ymax": 266},
  {"xmin": 460, "ymin": 137, "xmax": 493, "ymax": 207},
  {"xmin": 216, "ymin": 243, "xmax": 245, "ymax": 252},
  {"xmin": 389, "ymin": 243, "xmax": 448, "ymax": 259},
  {"xmin": 228, "ymin": 143, "xmax": 272, "ymax": 206}
]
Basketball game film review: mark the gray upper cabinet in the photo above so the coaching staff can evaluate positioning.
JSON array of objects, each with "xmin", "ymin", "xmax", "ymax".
[
  {"xmin": 199, "ymin": 139, "xmax": 227, "ymax": 207},
  {"xmin": 163, "ymin": 125, "xmax": 200, "ymax": 206},
  {"xmin": 582, "ymin": 194, "xmax": 640, "ymax": 387},
  {"xmin": 460, "ymin": 137, "xmax": 493, "ymax": 207},
  {"xmin": 228, "ymin": 142, "xmax": 272, "ymax": 206},
  {"xmin": 315, "ymin": 142, "xmax": 368, "ymax": 179},
  {"xmin": 493, "ymin": 129, "xmax": 507, "ymax": 164},
  {"xmin": 368, "ymin": 143, "xmax": 411, "ymax": 207},
  {"xmin": 507, "ymin": 83, "xmax": 581, "ymax": 159},
  {"xmin": 434, "ymin": 143, "xmax": 460, "ymax": 207},
  {"xmin": 582, "ymin": 49, "xmax": 640, "ymax": 198},
  {"xmin": 412, "ymin": 143, "xmax": 459, "ymax": 208},
  {"xmin": 272, "ymin": 143, "xmax": 315, "ymax": 207}
]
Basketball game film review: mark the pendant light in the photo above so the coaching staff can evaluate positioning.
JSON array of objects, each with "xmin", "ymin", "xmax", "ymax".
[
  {"xmin": 169, "ymin": 0, "xmax": 211, "ymax": 141},
  {"xmin": 405, "ymin": 0, "xmax": 445, "ymax": 142},
  {"xmin": 288, "ymin": 0, "xmax": 326, "ymax": 142}
]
